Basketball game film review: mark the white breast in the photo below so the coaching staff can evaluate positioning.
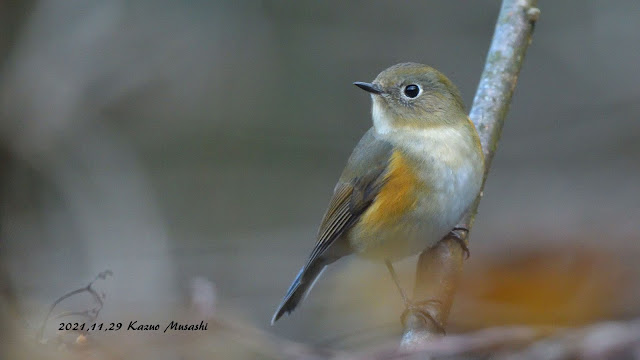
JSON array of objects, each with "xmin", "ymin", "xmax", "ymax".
[{"xmin": 384, "ymin": 126, "xmax": 483, "ymax": 253}]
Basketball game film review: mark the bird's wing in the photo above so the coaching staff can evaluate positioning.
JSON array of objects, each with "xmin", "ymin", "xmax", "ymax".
[
  {"xmin": 271, "ymin": 128, "xmax": 393, "ymax": 323},
  {"xmin": 305, "ymin": 128, "xmax": 393, "ymax": 266}
]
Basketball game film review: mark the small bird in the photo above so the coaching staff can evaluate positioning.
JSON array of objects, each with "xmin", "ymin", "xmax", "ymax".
[{"xmin": 271, "ymin": 63, "xmax": 484, "ymax": 324}]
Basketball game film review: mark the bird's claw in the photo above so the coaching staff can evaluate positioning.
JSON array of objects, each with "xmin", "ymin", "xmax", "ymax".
[{"xmin": 447, "ymin": 227, "xmax": 470, "ymax": 259}]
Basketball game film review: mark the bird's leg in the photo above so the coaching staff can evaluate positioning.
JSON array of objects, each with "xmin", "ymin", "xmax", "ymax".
[
  {"xmin": 446, "ymin": 226, "xmax": 470, "ymax": 259},
  {"xmin": 384, "ymin": 260, "xmax": 444, "ymax": 333},
  {"xmin": 384, "ymin": 260, "xmax": 411, "ymax": 306}
]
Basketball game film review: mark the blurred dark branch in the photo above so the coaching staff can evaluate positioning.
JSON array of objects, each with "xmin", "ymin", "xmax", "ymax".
[
  {"xmin": 18, "ymin": 299, "xmax": 640, "ymax": 360},
  {"xmin": 118, "ymin": 318, "xmax": 640, "ymax": 360},
  {"xmin": 376, "ymin": 320, "xmax": 640, "ymax": 359},
  {"xmin": 38, "ymin": 270, "xmax": 112, "ymax": 342},
  {"xmin": 401, "ymin": 0, "xmax": 540, "ymax": 348},
  {"xmin": 0, "ymin": 254, "xmax": 18, "ymax": 359},
  {"xmin": 0, "ymin": 0, "xmax": 37, "ymax": 68}
]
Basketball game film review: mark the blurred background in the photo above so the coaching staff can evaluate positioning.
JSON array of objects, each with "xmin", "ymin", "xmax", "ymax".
[{"xmin": 1, "ymin": 0, "xmax": 639, "ymax": 357}]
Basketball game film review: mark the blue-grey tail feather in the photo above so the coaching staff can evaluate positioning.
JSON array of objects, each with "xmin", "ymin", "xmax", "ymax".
[{"xmin": 271, "ymin": 261, "xmax": 326, "ymax": 324}]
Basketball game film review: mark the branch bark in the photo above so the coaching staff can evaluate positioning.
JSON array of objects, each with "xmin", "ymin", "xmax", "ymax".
[{"xmin": 401, "ymin": 0, "xmax": 540, "ymax": 348}]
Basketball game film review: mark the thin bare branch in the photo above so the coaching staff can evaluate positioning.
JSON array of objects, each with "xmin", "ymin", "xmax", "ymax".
[
  {"xmin": 38, "ymin": 270, "xmax": 112, "ymax": 342},
  {"xmin": 401, "ymin": 0, "xmax": 540, "ymax": 348}
]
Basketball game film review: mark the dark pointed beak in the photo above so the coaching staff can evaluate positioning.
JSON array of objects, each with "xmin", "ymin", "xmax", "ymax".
[{"xmin": 353, "ymin": 82, "xmax": 383, "ymax": 95}]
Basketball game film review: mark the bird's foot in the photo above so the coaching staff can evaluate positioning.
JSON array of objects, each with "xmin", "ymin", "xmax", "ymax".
[
  {"xmin": 400, "ymin": 299, "xmax": 445, "ymax": 335},
  {"xmin": 446, "ymin": 227, "xmax": 470, "ymax": 259}
]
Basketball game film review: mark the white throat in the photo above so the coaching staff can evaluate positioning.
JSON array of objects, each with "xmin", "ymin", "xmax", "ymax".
[
  {"xmin": 370, "ymin": 98, "xmax": 475, "ymax": 165},
  {"xmin": 371, "ymin": 98, "xmax": 393, "ymax": 135}
]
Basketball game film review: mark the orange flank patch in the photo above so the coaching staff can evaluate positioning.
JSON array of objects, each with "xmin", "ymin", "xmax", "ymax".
[{"xmin": 360, "ymin": 150, "xmax": 419, "ymax": 228}]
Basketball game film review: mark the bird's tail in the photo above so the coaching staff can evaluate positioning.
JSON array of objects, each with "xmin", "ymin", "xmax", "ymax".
[{"xmin": 271, "ymin": 261, "xmax": 326, "ymax": 324}]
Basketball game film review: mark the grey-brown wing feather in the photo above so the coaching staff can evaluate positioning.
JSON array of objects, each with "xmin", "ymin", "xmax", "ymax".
[
  {"xmin": 306, "ymin": 128, "xmax": 393, "ymax": 266},
  {"xmin": 271, "ymin": 128, "xmax": 393, "ymax": 323}
]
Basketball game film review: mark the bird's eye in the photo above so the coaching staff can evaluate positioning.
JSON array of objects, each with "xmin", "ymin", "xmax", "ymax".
[{"xmin": 403, "ymin": 84, "xmax": 420, "ymax": 98}]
